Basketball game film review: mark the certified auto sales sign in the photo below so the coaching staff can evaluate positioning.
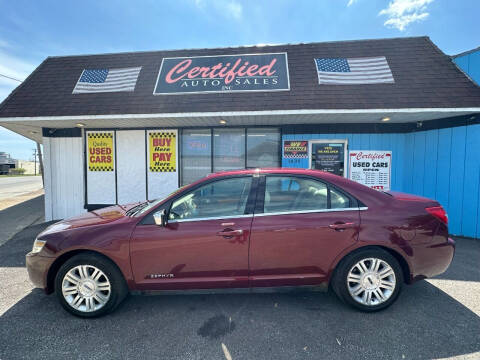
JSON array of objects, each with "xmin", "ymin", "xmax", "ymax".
[{"xmin": 154, "ymin": 53, "xmax": 290, "ymax": 94}]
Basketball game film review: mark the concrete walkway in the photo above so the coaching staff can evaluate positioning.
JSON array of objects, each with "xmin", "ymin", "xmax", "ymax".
[{"xmin": 0, "ymin": 195, "xmax": 44, "ymax": 246}]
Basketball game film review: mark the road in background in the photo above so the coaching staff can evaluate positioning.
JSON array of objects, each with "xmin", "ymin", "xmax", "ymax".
[
  {"xmin": 0, "ymin": 221, "xmax": 479, "ymax": 360},
  {"xmin": 0, "ymin": 176, "xmax": 43, "ymax": 201}
]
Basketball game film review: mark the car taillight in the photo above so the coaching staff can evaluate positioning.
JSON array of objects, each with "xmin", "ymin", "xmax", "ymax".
[{"xmin": 425, "ymin": 206, "xmax": 448, "ymax": 225}]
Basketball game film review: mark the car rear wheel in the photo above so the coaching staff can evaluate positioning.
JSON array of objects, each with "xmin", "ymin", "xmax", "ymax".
[
  {"xmin": 332, "ymin": 248, "xmax": 403, "ymax": 312},
  {"xmin": 55, "ymin": 253, "xmax": 128, "ymax": 317}
]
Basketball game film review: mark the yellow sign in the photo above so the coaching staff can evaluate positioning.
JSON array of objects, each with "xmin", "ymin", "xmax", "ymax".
[
  {"xmin": 87, "ymin": 132, "xmax": 114, "ymax": 171},
  {"xmin": 149, "ymin": 131, "xmax": 176, "ymax": 172}
]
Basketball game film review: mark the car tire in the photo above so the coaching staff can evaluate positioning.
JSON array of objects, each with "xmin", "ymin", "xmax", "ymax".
[
  {"xmin": 332, "ymin": 248, "xmax": 403, "ymax": 312},
  {"xmin": 54, "ymin": 253, "xmax": 128, "ymax": 318}
]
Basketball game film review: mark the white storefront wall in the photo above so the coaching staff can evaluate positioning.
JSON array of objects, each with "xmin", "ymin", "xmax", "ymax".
[
  {"xmin": 116, "ymin": 130, "xmax": 147, "ymax": 204},
  {"xmin": 43, "ymin": 136, "xmax": 86, "ymax": 220},
  {"xmin": 43, "ymin": 128, "xmax": 180, "ymax": 221}
]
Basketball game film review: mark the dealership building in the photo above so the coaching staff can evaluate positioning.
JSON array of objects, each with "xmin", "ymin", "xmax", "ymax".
[{"xmin": 0, "ymin": 36, "xmax": 479, "ymax": 238}]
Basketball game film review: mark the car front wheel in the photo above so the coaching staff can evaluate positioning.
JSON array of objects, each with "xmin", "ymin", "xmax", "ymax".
[
  {"xmin": 54, "ymin": 253, "xmax": 128, "ymax": 317},
  {"xmin": 332, "ymin": 248, "xmax": 403, "ymax": 312}
]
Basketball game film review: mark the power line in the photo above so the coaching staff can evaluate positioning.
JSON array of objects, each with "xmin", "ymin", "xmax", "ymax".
[{"xmin": 0, "ymin": 73, "xmax": 23, "ymax": 82}]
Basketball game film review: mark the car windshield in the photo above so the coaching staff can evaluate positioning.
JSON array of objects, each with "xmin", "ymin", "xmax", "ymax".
[{"xmin": 131, "ymin": 186, "xmax": 189, "ymax": 217}]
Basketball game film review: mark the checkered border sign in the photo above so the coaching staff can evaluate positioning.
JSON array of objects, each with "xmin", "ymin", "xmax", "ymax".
[
  {"xmin": 87, "ymin": 132, "xmax": 114, "ymax": 171},
  {"xmin": 149, "ymin": 131, "xmax": 176, "ymax": 172}
]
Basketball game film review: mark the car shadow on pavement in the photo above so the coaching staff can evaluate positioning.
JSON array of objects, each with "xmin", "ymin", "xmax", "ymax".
[
  {"xmin": 434, "ymin": 237, "xmax": 480, "ymax": 282},
  {"xmin": 1, "ymin": 222, "xmax": 479, "ymax": 359}
]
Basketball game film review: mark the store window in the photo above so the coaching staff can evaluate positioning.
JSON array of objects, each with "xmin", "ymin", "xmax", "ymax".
[
  {"xmin": 213, "ymin": 128, "xmax": 245, "ymax": 172},
  {"xmin": 180, "ymin": 128, "xmax": 280, "ymax": 186},
  {"xmin": 181, "ymin": 129, "xmax": 211, "ymax": 186},
  {"xmin": 247, "ymin": 128, "xmax": 280, "ymax": 168}
]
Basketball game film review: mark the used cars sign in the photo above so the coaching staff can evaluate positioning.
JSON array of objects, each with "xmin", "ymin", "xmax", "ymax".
[{"xmin": 154, "ymin": 53, "xmax": 290, "ymax": 94}]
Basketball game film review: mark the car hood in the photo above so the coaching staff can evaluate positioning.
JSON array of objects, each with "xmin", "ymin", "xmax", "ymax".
[{"xmin": 39, "ymin": 203, "xmax": 142, "ymax": 236}]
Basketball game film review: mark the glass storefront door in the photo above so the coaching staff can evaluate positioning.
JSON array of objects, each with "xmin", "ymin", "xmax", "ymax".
[
  {"xmin": 181, "ymin": 129, "xmax": 212, "ymax": 185},
  {"xmin": 213, "ymin": 128, "xmax": 246, "ymax": 172}
]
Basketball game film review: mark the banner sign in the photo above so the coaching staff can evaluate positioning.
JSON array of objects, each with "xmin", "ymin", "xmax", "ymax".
[
  {"xmin": 154, "ymin": 53, "xmax": 290, "ymax": 94},
  {"xmin": 311, "ymin": 143, "xmax": 345, "ymax": 176},
  {"xmin": 349, "ymin": 150, "xmax": 392, "ymax": 190},
  {"xmin": 87, "ymin": 132, "xmax": 114, "ymax": 171},
  {"xmin": 283, "ymin": 140, "xmax": 308, "ymax": 158},
  {"xmin": 149, "ymin": 131, "xmax": 176, "ymax": 172}
]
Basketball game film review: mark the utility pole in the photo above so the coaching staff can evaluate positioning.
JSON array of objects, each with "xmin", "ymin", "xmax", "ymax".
[
  {"xmin": 36, "ymin": 142, "xmax": 44, "ymax": 185},
  {"xmin": 32, "ymin": 148, "xmax": 37, "ymax": 175}
]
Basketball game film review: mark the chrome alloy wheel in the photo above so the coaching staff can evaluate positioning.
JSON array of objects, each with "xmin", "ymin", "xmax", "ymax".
[
  {"xmin": 62, "ymin": 265, "xmax": 111, "ymax": 312},
  {"xmin": 346, "ymin": 258, "xmax": 396, "ymax": 306}
]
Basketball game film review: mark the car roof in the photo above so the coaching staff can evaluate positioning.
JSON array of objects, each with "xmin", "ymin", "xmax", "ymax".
[{"xmin": 205, "ymin": 167, "xmax": 340, "ymax": 180}]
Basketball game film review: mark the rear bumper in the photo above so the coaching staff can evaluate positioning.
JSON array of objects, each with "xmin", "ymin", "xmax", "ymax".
[
  {"xmin": 26, "ymin": 252, "xmax": 55, "ymax": 291},
  {"xmin": 411, "ymin": 237, "xmax": 455, "ymax": 281}
]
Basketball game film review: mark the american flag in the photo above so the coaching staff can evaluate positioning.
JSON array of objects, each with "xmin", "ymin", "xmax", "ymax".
[
  {"xmin": 315, "ymin": 57, "xmax": 394, "ymax": 84},
  {"xmin": 73, "ymin": 67, "xmax": 141, "ymax": 93}
]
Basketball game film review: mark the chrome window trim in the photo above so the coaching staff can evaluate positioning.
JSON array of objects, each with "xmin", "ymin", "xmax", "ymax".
[
  {"xmin": 169, "ymin": 214, "xmax": 253, "ymax": 223},
  {"xmin": 255, "ymin": 207, "xmax": 368, "ymax": 217}
]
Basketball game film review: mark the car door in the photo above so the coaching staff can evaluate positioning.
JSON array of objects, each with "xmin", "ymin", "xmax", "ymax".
[
  {"xmin": 130, "ymin": 176, "xmax": 256, "ymax": 291},
  {"xmin": 249, "ymin": 175, "xmax": 360, "ymax": 288}
]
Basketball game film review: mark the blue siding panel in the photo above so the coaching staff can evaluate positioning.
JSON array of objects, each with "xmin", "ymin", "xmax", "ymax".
[
  {"xmin": 393, "ymin": 134, "xmax": 405, "ymax": 192},
  {"xmin": 454, "ymin": 50, "xmax": 480, "ymax": 85},
  {"xmin": 435, "ymin": 128, "xmax": 452, "ymax": 211},
  {"xmin": 469, "ymin": 51, "xmax": 480, "ymax": 86},
  {"xmin": 412, "ymin": 132, "xmax": 426, "ymax": 196},
  {"xmin": 423, "ymin": 130, "xmax": 439, "ymax": 200},
  {"xmin": 403, "ymin": 133, "xmax": 415, "ymax": 193},
  {"xmin": 282, "ymin": 125, "xmax": 479, "ymax": 238},
  {"xmin": 462, "ymin": 124, "xmax": 480, "ymax": 238},
  {"xmin": 477, "ymin": 172, "xmax": 480, "ymax": 239},
  {"xmin": 448, "ymin": 126, "xmax": 467, "ymax": 235}
]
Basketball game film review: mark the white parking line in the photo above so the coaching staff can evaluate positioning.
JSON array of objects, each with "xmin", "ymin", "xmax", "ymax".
[{"xmin": 221, "ymin": 343, "xmax": 232, "ymax": 360}]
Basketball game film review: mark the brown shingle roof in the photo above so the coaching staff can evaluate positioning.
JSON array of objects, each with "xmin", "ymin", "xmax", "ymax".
[{"xmin": 1, "ymin": 36, "xmax": 479, "ymax": 118}]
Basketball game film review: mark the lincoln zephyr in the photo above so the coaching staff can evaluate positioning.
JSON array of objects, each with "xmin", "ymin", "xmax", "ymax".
[{"xmin": 26, "ymin": 168, "xmax": 455, "ymax": 317}]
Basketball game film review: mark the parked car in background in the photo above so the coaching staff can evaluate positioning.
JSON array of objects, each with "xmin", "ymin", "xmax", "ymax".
[{"xmin": 26, "ymin": 168, "xmax": 455, "ymax": 317}]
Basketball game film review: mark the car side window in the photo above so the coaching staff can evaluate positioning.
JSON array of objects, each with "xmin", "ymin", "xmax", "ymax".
[
  {"xmin": 169, "ymin": 177, "xmax": 252, "ymax": 221},
  {"xmin": 330, "ymin": 187, "xmax": 351, "ymax": 209},
  {"xmin": 264, "ymin": 176, "xmax": 328, "ymax": 213}
]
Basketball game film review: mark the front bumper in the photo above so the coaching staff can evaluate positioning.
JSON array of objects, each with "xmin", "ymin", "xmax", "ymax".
[{"xmin": 26, "ymin": 252, "xmax": 55, "ymax": 291}]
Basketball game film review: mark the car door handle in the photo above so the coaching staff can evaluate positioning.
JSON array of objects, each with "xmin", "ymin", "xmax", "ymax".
[
  {"xmin": 216, "ymin": 229, "xmax": 244, "ymax": 237},
  {"xmin": 329, "ymin": 222, "xmax": 356, "ymax": 231}
]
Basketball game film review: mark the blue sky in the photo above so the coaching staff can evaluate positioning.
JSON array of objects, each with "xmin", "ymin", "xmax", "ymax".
[{"xmin": 0, "ymin": 0, "xmax": 479, "ymax": 160}]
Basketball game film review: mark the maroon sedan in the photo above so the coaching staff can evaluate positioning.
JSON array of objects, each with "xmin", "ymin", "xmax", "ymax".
[{"xmin": 26, "ymin": 168, "xmax": 455, "ymax": 317}]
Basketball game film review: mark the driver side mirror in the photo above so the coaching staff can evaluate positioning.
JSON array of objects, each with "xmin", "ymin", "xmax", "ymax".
[{"xmin": 153, "ymin": 209, "xmax": 168, "ymax": 227}]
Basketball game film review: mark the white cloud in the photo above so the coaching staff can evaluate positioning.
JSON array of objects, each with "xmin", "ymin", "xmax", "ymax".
[
  {"xmin": 379, "ymin": 0, "xmax": 434, "ymax": 31},
  {"xmin": 193, "ymin": 0, "xmax": 243, "ymax": 20},
  {"xmin": 225, "ymin": 1, "xmax": 243, "ymax": 20},
  {"xmin": 347, "ymin": 0, "xmax": 358, "ymax": 6}
]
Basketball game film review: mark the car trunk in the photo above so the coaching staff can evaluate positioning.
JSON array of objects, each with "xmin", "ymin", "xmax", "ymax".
[{"xmin": 385, "ymin": 191, "xmax": 440, "ymax": 207}]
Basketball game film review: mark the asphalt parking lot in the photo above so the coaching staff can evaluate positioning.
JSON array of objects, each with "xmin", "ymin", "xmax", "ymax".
[{"xmin": 0, "ymin": 222, "xmax": 479, "ymax": 360}]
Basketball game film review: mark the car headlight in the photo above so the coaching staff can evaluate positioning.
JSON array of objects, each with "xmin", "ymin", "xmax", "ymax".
[{"xmin": 31, "ymin": 239, "xmax": 46, "ymax": 253}]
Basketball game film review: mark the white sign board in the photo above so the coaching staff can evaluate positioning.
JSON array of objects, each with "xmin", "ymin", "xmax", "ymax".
[{"xmin": 348, "ymin": 150, "xmax": 392, "ymax": 191}]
